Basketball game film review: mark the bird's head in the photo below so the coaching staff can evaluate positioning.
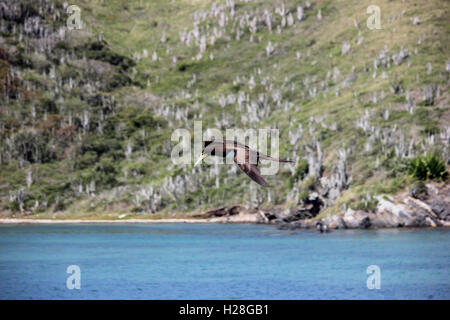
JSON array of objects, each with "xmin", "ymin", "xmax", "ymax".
[
  {"xmin": 194, "ymin": 140, "xmax": 218, "ymax": 167},
  {"xmin": 194, "ymin": 153, "xmax": 209, "ymax": 167}
]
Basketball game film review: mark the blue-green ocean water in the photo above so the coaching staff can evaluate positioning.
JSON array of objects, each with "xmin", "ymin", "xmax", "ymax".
[{"xmin": 0, "ymin": 223, "xmax": 449, "ymax": 299}]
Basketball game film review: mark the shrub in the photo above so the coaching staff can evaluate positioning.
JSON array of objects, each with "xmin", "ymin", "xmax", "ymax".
[
  {"xmin": 126, "ymin": 162, "xmax": 148, "ymax": 177},
  {"xmin": 95, "ymin": 157, "xmax": 119, "ymax": 186},
  {"xmin": 289, "ymin": 158, "xmax": 309, "ymax": 187},
  {"xmin": 408, "ymin": 153, "xmax": 448, "ymax": 181},
  {"xmin": 6, "ymin": 201, "xmax": 21, "ymax": 212},
  {"xmin": 54, "ymin": 199, "xmax": 67, "ymax": 212},
  {"xmin": 353, "ymin": 193, "xmax": 379, "ymax": 212},
  {"xmin": 79, "ymin": 137, "xmax": 122, "ymax": 158},
  {"xmin": 115, "ymin": 105, "xmax": 158, "ymax": 136},
  {"xmin": 76, "ymin": 151, "xmax": 98, "ymax": 169},
  {"xmin": 77, "ymin": 41, "xmax": 136, "ymax": 71},
  {"xmin": 302, "ymin": 175, "xmax": 317, "ymax": 191},
  {"xmin": 421, "ymin": 122, "xmax": 440, "ymax": 136},
  {"xmin": 39, "ymin": 96, "xmax": 58, "ymax": 114},
  {"xmin": 389, "ymin": 74, "xmax": 403, "ymax": 94},
  {"xmin": 107, "ymin": 73, "xmax": 132, "ymax": 91},
  {"xmin": 299, "ymin": 189, "xmax": 310, "ymax": 202},
  {"xmin": 13, "ymin": 131, "xmax": 55, "ymax": 163}
]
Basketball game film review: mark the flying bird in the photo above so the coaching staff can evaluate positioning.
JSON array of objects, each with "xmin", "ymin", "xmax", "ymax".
[{"xmin": 194, "ymin": 140, "xmax": 292, "ymax": 187}]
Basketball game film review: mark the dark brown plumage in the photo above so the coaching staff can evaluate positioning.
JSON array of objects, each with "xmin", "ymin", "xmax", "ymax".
[{"xmin": 194, "ymin": 139, "xmax": 292, "ymax": 187}]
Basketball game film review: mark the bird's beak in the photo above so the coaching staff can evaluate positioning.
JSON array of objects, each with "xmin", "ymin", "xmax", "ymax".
[{"xmin": 194, "ymin": 153, "xmax": 209, "ymax": 167}]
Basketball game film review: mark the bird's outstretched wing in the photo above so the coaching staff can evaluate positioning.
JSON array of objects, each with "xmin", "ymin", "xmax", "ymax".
[
  {"xmin": 223, "ymin": 140, "xmax": 293, "ymax": 163},
  {"xmin": 235, "ymin": 162, "xmax": 270, "ymax": 187}
]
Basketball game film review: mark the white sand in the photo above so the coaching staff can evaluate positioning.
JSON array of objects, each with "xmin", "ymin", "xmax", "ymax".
[
  {"xmin": 0, "ymin": 213, "xmax": 262, "ymax": 225},
  {"xmin": 0, "ymin": 218, "xmax": 212, "ymax": 224}
]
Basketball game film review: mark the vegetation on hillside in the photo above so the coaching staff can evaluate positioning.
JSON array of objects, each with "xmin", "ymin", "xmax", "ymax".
[{"xmin": 0, "ymin": 0, "xmax": 449, "ymax": 218}]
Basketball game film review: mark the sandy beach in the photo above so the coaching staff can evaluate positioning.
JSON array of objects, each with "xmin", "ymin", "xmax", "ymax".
[
  {"xmin": 0, "ymin": 213, "xmax": 263, "ymax": 225},
  {"xmin": 0, "ymin": 218, "xmax": 216, "ymax": 224}
]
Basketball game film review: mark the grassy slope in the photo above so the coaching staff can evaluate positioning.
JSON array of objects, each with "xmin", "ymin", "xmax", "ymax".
[{"xmin": 1, "ymin": 0, "xmax": 449, "ymax": 219}]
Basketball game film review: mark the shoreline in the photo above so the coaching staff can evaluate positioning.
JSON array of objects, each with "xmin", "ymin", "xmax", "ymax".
[
  {"xmin": 0, "ymin": 218, "xmax": 222, "ymax": 224},
  {"xmin": 1, "ymin": 218, "xmax": 449, "ymax": 230},
  {"xmin": 0, "ymin": 217, "xmax": 262, "ymax": 225},
  {"xmin": 0, "ymin": 209, "xmax": 263, "ymax": 225}
]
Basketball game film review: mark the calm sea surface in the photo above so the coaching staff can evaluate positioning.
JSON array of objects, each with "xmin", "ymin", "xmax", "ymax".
[{"xmin": 0, "ymin": 223, "xmax": 449, "ymax": 299}]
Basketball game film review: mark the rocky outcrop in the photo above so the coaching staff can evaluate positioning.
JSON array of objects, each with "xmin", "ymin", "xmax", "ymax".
[
  {"xmin": 193, "ymin": 205, "xmax": 243, "ymax": 218},
  {"xmin": 361, "ymin": 183, "xmax": 450, "ymax": 229},
  {"xmin": 277, "ymin": 182, "xmax": 450, "ymax": 230},
  {"xmin": 342, "ymin": 209, "xmax": 371, "ymax": 228},
  {"xmin": 192, "ymin": 205, "xmax": 261, "ymax": 223},
  {"xmin": 191, "ymin": 183, "xmax": 449, "ymax": 229},
  {"xmin": 258, "ymin": 192, "xmax": 324, "ymax": 224},
  {"xmin": 193, "ymin": 196, "xmax": 323, "ymax": 225}
]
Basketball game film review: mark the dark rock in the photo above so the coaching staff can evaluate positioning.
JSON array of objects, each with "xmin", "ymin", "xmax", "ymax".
[
  {"xmin": 428, "ymin": 200, "xmax": 450, "ymax": 220},
  {"xmin": 194, "ymin": 205, "xmax": 242, "ymax": 218},
  {"xmin": 408, "ymin": 181, "xmax": 428, "ymax": 200},
  {"xmin": 278, "ymin": 193, "xmax": 324, "ymax": 224},
  {"xmin": 276, "ymin": 183, "xmax": 449, "ymax": 230},
  {"xmin": 303, "ymin": 193, "xmax": 323, "ymax": 215},
  {"xmin": 277, "ymin": 220, "xmax": 313, "ymax": 230},
  {"xmin": 424, "ymin": 184, "xmax": 450, "ymax": 221},
  {"xmin": 315, "ymin": 220, "xmax": 330, "ymax": 233}
]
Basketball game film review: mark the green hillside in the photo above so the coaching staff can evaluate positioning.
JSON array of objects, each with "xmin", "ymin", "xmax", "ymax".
[{"xmin": 0, "ymin": 0, "xmax": 449, "ymax": 219}]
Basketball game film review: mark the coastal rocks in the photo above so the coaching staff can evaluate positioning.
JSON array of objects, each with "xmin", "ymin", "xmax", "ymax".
[
  {"xmin": 258, "ymin": 207, "xmax": 290, "ymax": 222},
  {"xmin": 370, "ymin": 196, "xmax": 432, "ymax": 228},
  {"xmin": 408, "ymin": 181, "xmax": 428, "ymax": 200},
  {"xmin": 303, "ymin": 192, "xmax": 323, "ymax": 215},
  {"xmin": 425, "ymin": 183, "xmax": 450, "ymax": 221},
  {"xmin": 259, "ymin": 195, "xmax": 324, "ymax": 224},
  {"xmin": 193, "ymin": 205, "xmax": 261, "ymax": 223},
  {"xmin": 428, "ymin": 199, "xmax": 450, "ymax": 221},
  {"xmin": 372, "ymin": 183, "xmax": 450, "ymax": 228},
  {"xmin": 196, "ymin": 205, "xmax": 297, "ymax": 224},
  {"xmin": 322, "ymin": 215, "xmax": 346, "ymax": 229},
  {"xmin": 191, "ymin": 183, "xmax": 450, "ymax": 229},
  {"xmin": 342, "ymin": 209, "xmax": 371, "ymax": 228},
  {"xmin": 276, "ymin": 182, "xmax": 450, "ymax": 230},
  {"xmin": 194, "ymin": 205, "xmax": 242, "ymax": 218},
  {"xmin": 315, "ymin": 220, "xmax": 329, "ymax": 233},
  {"xmin": 375, "ymin": 197, "xmax": 415, "ymax": 226},
  {"xmin": 334, "ymin": 191, "xmax": 446, "ymax": 229}
]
